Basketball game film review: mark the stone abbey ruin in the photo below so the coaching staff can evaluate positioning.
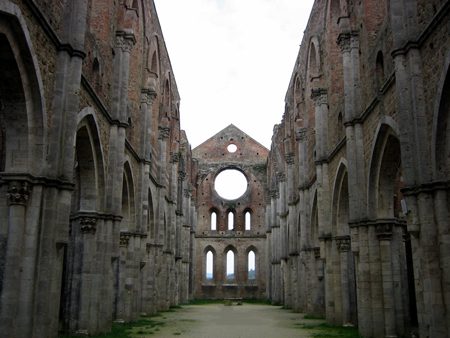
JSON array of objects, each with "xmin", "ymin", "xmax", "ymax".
[{"xmin": 0, "ymin": 0, "xmax": 450, "ymax": 337}]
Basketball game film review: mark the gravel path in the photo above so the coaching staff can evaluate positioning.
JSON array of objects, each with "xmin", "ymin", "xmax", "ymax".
[{"xmin": 135, "ymin": 303, "xmax": 326, "ymax": 338}]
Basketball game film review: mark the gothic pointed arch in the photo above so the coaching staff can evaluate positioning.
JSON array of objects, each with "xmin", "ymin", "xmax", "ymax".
[
  {"xmin": 73, "ymin": 109, "xmax": 106, "ymax": 212},
  {"xmin": 146, "ymin": 35, "xmax": 160, "ymax": 86},
  {"xmin": 147, "ymin": 186, "xmax": 156, "ymax": 241},
  {"xmin": 203, "ymin": 245, "xmax": 216, "ymax": 281},
  {"xmin": 331, "ymin": 159, "xmax": 349, "ymax": 236},
  {"xmin": 310, "ymin": 190, "xmax": 319, "ymax": 249},
  {"xmin": 434, "ymin": 56, "xmax": 450, "ymax": 180},
  {"xmin": 307, "ymin": 36, "xmax": 321, "ymax": 82},
  {"xmin": 367, "ymin": 119, "xmax": 402, "ymax": 219},
  {"xmin": 122, "ymin": 159, "xmax": 136, "ymax": 232},
  {"xmin": 0, "ymin": 6, "xmax": 46, "ymax": 175},
  {"xmin": 224, "ymin": 245, "xmax": 237, "ymax": 279},
  {"xmin": 293, "ymin": 73, "xmax": 304, "ymax": 119}
]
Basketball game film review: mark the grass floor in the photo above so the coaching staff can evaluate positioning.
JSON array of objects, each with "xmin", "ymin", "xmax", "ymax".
[{"xmin": 58, "ymin": 301, "xmax": 361, "ymax": 338}]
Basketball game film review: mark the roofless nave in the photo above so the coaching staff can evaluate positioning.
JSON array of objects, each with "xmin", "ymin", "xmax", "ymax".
[{"xmin": 0, "ymin": 1, "xmax": 450, "ymax": 338}]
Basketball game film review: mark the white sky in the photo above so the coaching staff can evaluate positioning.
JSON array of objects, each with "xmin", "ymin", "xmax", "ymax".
[{"xmin": 154, "ymin": 0, "xmax": 315, "ymax": 149}]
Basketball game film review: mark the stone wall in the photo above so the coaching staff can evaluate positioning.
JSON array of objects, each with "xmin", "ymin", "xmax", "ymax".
[
  {"xmin": 0, "ymin": 1, "xmax": 195, "ymax": 337},
  {"xmin": 192, "ymin": 124, "xmax": 268, "ymax": 299},
  {"xmin": 266, "ymin": 0, "xmax": 450, "ymax": 337}
]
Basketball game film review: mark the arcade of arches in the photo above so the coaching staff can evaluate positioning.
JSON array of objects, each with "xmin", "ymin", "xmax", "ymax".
[{"xmin": 0, "ymin": 1, "xmax": 449, "ymax": 338}]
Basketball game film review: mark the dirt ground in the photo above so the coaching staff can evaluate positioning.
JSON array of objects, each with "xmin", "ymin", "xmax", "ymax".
[{"xmin": 133, "ymin": 303, "xmax": 326, "ymax": 338}]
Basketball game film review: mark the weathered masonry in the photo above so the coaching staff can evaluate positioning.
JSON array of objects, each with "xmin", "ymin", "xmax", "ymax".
[
  {"xmin": 0, "ymin": 0, "xmax": 195, "ymax": 336},
  {"xmin": 192, "ymin": 125, "xmax": 268, "ymax": 300},
  {"xmin": 1, "ymin": 1, "xmax": 450, "ymax": 338},
  {"xmin": 266, "ymin": 0, "xmax": 450, "ymax": 338}
]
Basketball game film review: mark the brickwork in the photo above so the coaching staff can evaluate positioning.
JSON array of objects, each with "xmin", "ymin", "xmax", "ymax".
[
  {"xmin": 0, "ymin": 1, "xmax": 194, "ymax": 337},
  {"xmin": 266, "ymin": 1, "xmax": 450, "ymax": 337},
  {"xmin": 192, "ymin": 124, "xmax": 269, "ymax": 299},
  {"xmin": 1, "ymin": 1, "xmax": 450, "ymax": 338}
]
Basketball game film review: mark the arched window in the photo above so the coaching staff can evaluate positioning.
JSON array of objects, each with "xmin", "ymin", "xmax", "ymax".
[
  {"xmin": 206, "ymin": 251, "xmax": 213, "ymax": 279},
  {"xmin": 376, "ymin": 51, "xmax": 385, "ymax": 87},
  {"xmin": 245, "ymin": 211, "xmax": 251, "ymax": 230},
  {"xmin": 164, "ymin": 79, "xmax": 170, "ymax": 107},
  {"xmin": 150, "ymin": 51, "xmax": 158, "ymax": 75},
  {"xmin": 227, "ymin": 211, "xmax": 234, "ymax": 230},
  {"xmin": 226, "ymin": 250, "xmax": 235, "ymax": 278},
  {"xmin": 93, "ymin": 57, "xmax": 100, "ymax": 89},
  {"xmin": 309, "ymin": 42, "xmax": 319, "ymax": 78},
  {"xmin": 248, "ymin": 251, "xmax": 256, "ymax": 279},
  {"xmin": 338, "ymin": 112, "xmax": 344, "ymax": 141},
  {"xmin": 211, "ymin": 211, "xmax": 217, "ymax": 231}
]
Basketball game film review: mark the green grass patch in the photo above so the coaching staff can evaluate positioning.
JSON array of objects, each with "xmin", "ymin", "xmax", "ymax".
[
  {"xmin": 295, "ymin": 323, "xmax": 320, "ymax": 329},
  {"xmin": 242, "ymin": 298, "xmax": 271, "ymax": 305},
  {"xmin": 303, "ymin": 314, "xmax": 326, "ymax": 320},
  {"xmin": 307, "ymin": 323, "xmax": 360, "ymax": 338},
  {"xmin": 185, "ymin": 299, "xmax": 226, "ymax": 305},
  {"xmin": 179, "ymin": 319, "xmax": 197, "ymax": 322},
  {"xmin": 58, "ymin": 317, "xmax": 165, "ymax": 338}
]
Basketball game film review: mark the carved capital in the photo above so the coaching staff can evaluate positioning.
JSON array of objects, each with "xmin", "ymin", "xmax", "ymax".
[
  {"xmin": 376, "ymin": 224, "xmax": 393, "ymax": 240},
  {"xmin": 170, "ymin": 151, "xmax": 180, "ymax": 163},
  {"xmin": 313, "ymin": 246, "xmax": 321, "ymax": 259},
  {"xmin": 120, "ymin": 231, "xmax": 131, "ymax": 246},
  {"xmin": 276, "ymin": 172, "xmax": 286, "ymax": 183},
  {"xmin": 80, "ymin": 217, "xmax": 98, "ymax": 234},
  {"xmin": 158, "ymin": 126, "xmax": 170, "ymax": 140},
  {"xmin": 296, "ymin": 127, "xmax": 308, "ymax": 141},
  {"xmin": 184, "ymin": 188, "xmax": 192, "ymax": 198},
  {"xmin": 285, "ymin": 152, "xmax": 295, "ymax": 165},
  {"xmin": 269, "ymin": 189, "xmax": 279, "ymax": 199},
  {"xmin": 179, "ymin": 171, "xmax": 187, "ymax": 181},
  {"xmin": 337, "ymin": 32, "xmax": 358, "ymax": 53},
  {"xmin": 115, "ymin": 30, "xmax": 136, "ymax": 52},
  {"xmin": 141, "ymin": 89, "xmax": 157, "ymax": 105},
  {"xmin": 311, "ymin": 88, "xmax": 328, "ymax": 107},
  {"xmin": 7, "ymin": 181, "xmax": 31, "ymax": 206},
  {"xmin": 336, "ymin": 236, "xmax": 351, "ymax": 252}
]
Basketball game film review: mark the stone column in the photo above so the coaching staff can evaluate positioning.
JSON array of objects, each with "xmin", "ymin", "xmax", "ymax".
[
  {"xmin": 286, "ymin": 153, "xmax": 298, "ymax": 253},
  {"xmin": 0, "ymin": 182, "xmax": 31, "ymax": 337},
  {"xmin": 296, "ymin": 127, "xmax": 308, "ymax": 252},
  {"xmin": 157, "ymin": 126, "xmax": 170, "ymax": 245},
  {"xmin": 137, "ymin": 89, "xmax": 157, "ymax": 230},
  {"xmin": 376, "ymin": 224, "xmax": 396, "ymax": 337},
  {"xmin": 277, "ymin": 172, "xmax": 288, "ymax": 259},
  {"xmin": 76, "ymin": 215, "xmax": 98, "ymax": 336},
  {"xmin": 265, "ymin": 197, "xmax": 272, "ymax": 300},
  {"xmin": 189, "ymin": 198, "xmax": 197, "ymax": 301},
  {"xmin": 270, "ymin": 189, "xmax": 280, "ymax": 303},
  {"xmin": 434, "ymin": 188, "xmax": 450, "ymax": 333},
  {"xmin": 336, "ymin": 236, "xmax": 352, "ymax": 325}
]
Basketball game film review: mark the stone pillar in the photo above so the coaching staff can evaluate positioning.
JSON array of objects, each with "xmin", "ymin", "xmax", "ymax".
[
  {"xmin": 76, "ymin": 215, "xmax": 98, "ymax": 336},
  {"xmin": 434, "ymin": 188, "xmax": 450, "ymax": 333},
  {"xmin": 336, "ymin": 236, "xmax": 352, "ymax": 325},
  {"xmin": 277, "ymin": 173, "xmax": 288, "ymax": 259},
  {"xmin": 296, "ymin": 127, "xmax": 309, "ymax": 252},
  {"xmin": 0, "ymin": 182, "xmax": 31, "ymax": 337},
  {"xmin": 189, "ymin": 198, "xmax": 197, "ymax": 301},
  {"xmin": 376, "ymin": 224, "xmax": 396, "ymax": 337},
  {"xmin": 265, "ymin": 197, "xmax": 272, "ymax": 299},
  {"xmin": 286, "ymin": 153, "xmax": 298, "ymax": 254},
  {"xmin": 156, "ymin": 126, "xmax": 170, "ymax": 248}
]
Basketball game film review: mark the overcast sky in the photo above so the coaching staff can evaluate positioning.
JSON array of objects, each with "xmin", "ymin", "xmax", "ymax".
[{"xmin": 154, "ymin": 0, "xmax": 315, "ymax": 150}]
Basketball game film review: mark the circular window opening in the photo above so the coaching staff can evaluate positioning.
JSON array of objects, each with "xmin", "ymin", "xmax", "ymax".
[
  {"xmin": 227, "ymin": 144, "xmax": 237, "ymax": 153},
  {"xmin": 215, "ymin": 169, "xmax": 247, "ymax": 200}
]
